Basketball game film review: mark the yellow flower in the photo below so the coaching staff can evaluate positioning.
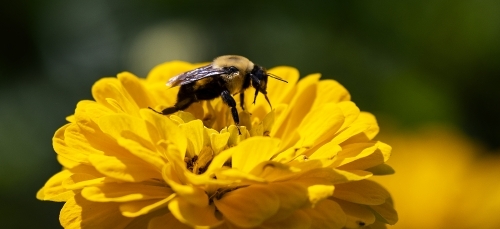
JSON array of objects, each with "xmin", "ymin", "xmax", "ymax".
[{"xmin": 37, "ymin": 60, "xmax": 397, "ymax": 228}]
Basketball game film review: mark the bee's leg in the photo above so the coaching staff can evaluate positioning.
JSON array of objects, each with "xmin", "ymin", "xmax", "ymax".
[
  {"xmin": 239, "ymin": 92, "xmax": 245, "ymax": 110},
  {"xmin": 249, "ymin": 74, "xmax": 261, "ymax": 105},
  {"xmin": 253, "ymin": 89, "xmax": 259, "ymax": 105},
  {"xmin": 159, "ymin": 97, "xmax": 194, "ymax": 115},
  {"xmin": 262, "ymin": 90, "xmax": 272, "ymax": 110},
  {"xmin": 221, "ymin": 90, "xmax": 241, "ymax": 135},
  {"xmin": 149, "ymin": 90, "xmax": 196, "ymax": 115}
]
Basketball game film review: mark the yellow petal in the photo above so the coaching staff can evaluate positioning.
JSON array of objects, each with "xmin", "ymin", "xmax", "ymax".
[
  {"xmin": 273, "ymin": 74, "xmax": 320, "ymax": 139},
  {"xmin": 210, "ymin": 131, "xmax": 230, "ymax": 155},
  {"xmin": 214, "ymin": 185, "xmax": 279, "ymax": 228},
  {"xmin": 62, "ymin": 173, "xmax": 107, "ymax": 190},
  {"xmin": 183, "ymin": 171, "xmax": 235, "ymax": 186},
  {"xmin": 168, "ymin": 197, "xmax": 224, "ymax": 228},
  {"xmin": 262, "ymin": 109, "xmax": 275, "ymax": 136},
  {"xmin": 37, "ymin": 169, "xmax": 75, "ymax": 202},
  {"xmin": 53, "ymin": 124, "xmax": 89, "ymax": 166},
  {"xmin": 268, "ymin": 182, "xmax": 310, "ymax": 213},
  {"xmin": 334, "ymin": 199, "xmax": 376, "ymax": 228},
  {"xmin": 64, "ymin": 121, "xmax": 124, "ymax": 159},
  {"xmin": 332, "ymin": 169, "xmax": 373, "ymax": 183},
  {"xmin": 261, "ymin": 210, "xmax": 311, "ymax": 229},
  {"xmin": 118, "ymin": 72, "xmax": 152, "ymax": 108},
  {"xmin": 141, "ymin": 109, "xmax": 188, "ymax": 156},
  {"xmin": 307, "ymin": 184, "xmax": 335, "ymax": 206},
  {"xmin": 88, "ymin": 154, "xmax": 161, "ymax": 182},
  {"xmin": 339, "ymin": 151, "xmax": 386, "ymax": 172},
  {"xmin": 146, "ymin": 83, "xmax": 179, "ymax": 110},
  {"xmin": 302, "ymin": 199, "xmax": 346, "ymax": 229},
  {"xmin": 66, "ymin": 114, "xmax": 76, "ymax": 123},
  {"xmin": 57, "ymin": 154, "xmax": 81, "ymax": 169},
  {"xmin": 357, "ymin": 112, "xmax": 380, "ymax": 140},
  {"xmin": 231, "ymin": 137, "xmax": 281, "ymax": 173},
  {"xmin": 204, "ymin": 145, "xmax": 235, "ymax": 175},
  {"xmin": 332, "ymin": 123, "xmax": 372, "ymax": 145},
  {"xmin": 97, "ymin": 114, "xmax": 155, "ymax": 150},
  {"xmin": 120, "ymin": 196, "xmax": 173, "ymax": 217},
  {"xmin": 312, "ymin": 79, "xmax": 351, "ymax": 108},
  {"xmin": 97, "ymin": 113, "xmax": 166, "ymax": 169},
  {"xmin": 81, "ymin": 182, "xmax": 172, "ymax": 202},
  {"xmin": 294, "ymin": 103, "xmax": 345, "ymax": 149},
  {"xmin": 121, "ymin": 208, "xmax": 169, "ymax": 229},
  {"xmin": 365, "ymin": 164, "xmax": 395, "ymax": 176},
  {"xmin": 116, "ymin": 138, "xmax": 165, "ymax": 171},
  {"xmin": 60, "ymin": 194, "xmax": 133, "ymax": 229},
  {"xmin": 249, "ymin": 161, "xmax": 301, "ymax": 182},
  {"xmin": 177, "ymin": 110, "xmax": 198, "ymax": 123},
  {"xmin": 162, "ymin": 163, "xmax": 209, "ymax": 207},
  {"xmin": 333, "ymin": 180, "xmax": 390, "ymax": 205},
  {"xmin": 341, "ymin": 112, "xmax": 380, "ymax": 144},
  {"xmin": 336, "ymin": 101, "xmax": 360, "ymax": 131},
  {"xmin": 148, "ymin": 213, "xmax": 192, "ymax": 229},
  {"xmin": 214, "ymin": 169, "xmax": 268, "ymax": 184},
  {"xmin": 309, "ymin": 141, "xmax": 342, "ymax": 160},
  {"xmin": 334, "ymin": 142, "xmax": 379, "ymax": 167},
  {"xmin": 369, "ymin": 198, "xmax": 398, "ymax": 225},
  {"xmin": 180, "ymin": 119, "xmax": 208, "ymax": 157},
  {"xmin": 297, "ymin": 167, "xmax": 372, "ymax": 185},
  {"xmin": 91, "ymin": 77, "xmax": 140, "ymax": 115},
  {"xmin": 267, "ymin": 66, "xmax": 300, "ymax": 105},
  {"xmin": 222, "ymin": 125, "xmax": 250, "ymax": 147},
  {"xmin": 73, "ymin": 100, "xmax": 114, "ymax": 131}
]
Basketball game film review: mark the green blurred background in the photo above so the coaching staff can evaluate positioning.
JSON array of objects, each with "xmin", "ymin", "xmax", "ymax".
[{"xmin": 1, "ymin": 0, "xmax": 499, "ymax": 228}]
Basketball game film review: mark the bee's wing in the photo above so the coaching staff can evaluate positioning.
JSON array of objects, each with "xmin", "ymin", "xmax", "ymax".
[{"xmin": 166, "ymin": 65, "xmax": 228, "ymax": 87}]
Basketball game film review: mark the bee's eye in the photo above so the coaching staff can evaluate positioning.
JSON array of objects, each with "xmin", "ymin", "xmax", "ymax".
[{"xmin": 227, "ymin": 66, "xmax": 238, "ymax": 73}]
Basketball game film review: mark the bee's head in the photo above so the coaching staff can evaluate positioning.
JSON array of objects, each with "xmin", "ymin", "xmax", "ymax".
[
  {"xmin": 249, "ymin": 65, "xmax": 287, "ymax": 109},
  {"xmin": 250, "ymin": 65, "xmax": 269, "ymax": 93}
]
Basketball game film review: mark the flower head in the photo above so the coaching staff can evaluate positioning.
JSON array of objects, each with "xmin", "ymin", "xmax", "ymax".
[{"xmin": 38, "ymin": 60, "xmax": 397, "ymax": 228}]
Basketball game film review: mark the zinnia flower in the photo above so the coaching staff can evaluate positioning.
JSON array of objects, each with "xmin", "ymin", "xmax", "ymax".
[{"xmin": 37, "ymin": 60, "xmax": 398, "ymax": 228}]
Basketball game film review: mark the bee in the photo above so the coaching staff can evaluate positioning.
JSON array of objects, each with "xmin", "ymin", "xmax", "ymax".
[{"xmin": 149, "ymin": 55, "xmax": 288, "ymax": 134}]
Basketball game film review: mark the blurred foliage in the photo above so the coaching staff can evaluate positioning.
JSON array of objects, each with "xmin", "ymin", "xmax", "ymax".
[{"xmin": 1, "ymin": 0, "xmax": 499, "ymax": 228}]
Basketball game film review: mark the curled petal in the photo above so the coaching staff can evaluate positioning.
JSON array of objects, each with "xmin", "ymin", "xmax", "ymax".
[
  {"xmin": 120, "ymin": 196, "xmax": 174, "ymax": 217},
  {"xmin": 88, "ymin": 154, "xmax": 161, "ymax": 182},
  {"xmin": 148, "ymin": 213, "xmax": 192, "ymax": 229},
  {"xmin": 274, "ymin": 74, "xmax": 320, "ymax": 140},
  {"xmin": 302, "ymin": 199, "xmax": 346, "ymax": 229},
  {"xmin": 261, "ymin": 210, "xmax": 311, "ymax": 229},
  {"xmin": 62, "ymin": 173, "xmax": 108, "ymax": 190},
  {"xmin": 81, "ymin": 182, "xmax": 172, "ymax": 202},
  {"xmin": 117, "ymin": 72, "xmax": 152, "ymax": 108},
  {"xmin": 334, "ymin": 199, "xmax": 376, "ymax": 228},
  {"xmin": 168, "ymin": 197, "xmax": 224, "ymax": 228},
  {"xmin": 61, "ymin": 194, "xmax": 133, "ymax": 229},
  {"xmin": 37, "ymin": 170, "xmax": 75, "ymax": 202},
  {"xmin": 231, "ymin": 137, "xmax": 281, "ymax": 173},
  {"xmin": 333, "ymin": 180, "xmax": 390, "ymax": 205},
  {"xmin": 93, "ymin": 77, "xmax": 141, "ymax": 115},
  {"xmin": 294, "ymin": 103, "xmax": 345, "ymax": 149},
  {"xmin": 214, "ymin": 185, "xmax": 279, "ymax": 228},
  {"xmin": 369, "ymin": 198, "xmax": 398, "ymax": 225}
]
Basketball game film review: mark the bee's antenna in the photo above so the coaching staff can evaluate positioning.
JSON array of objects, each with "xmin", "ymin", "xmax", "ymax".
[{"xmin": 268, "ymin": 73, "xmax": 288, "ymax": 83}]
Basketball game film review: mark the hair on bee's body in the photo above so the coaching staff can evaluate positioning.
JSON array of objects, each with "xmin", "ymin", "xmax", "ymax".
[{"xmin": 150, "ymin": 55, "xmax": 288, "ymax": 134}]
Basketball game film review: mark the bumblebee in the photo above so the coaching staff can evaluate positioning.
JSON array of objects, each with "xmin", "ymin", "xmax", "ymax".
[{"xmin": 150, "ymin": 55, "xmax": 287, "ymax": 134}]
